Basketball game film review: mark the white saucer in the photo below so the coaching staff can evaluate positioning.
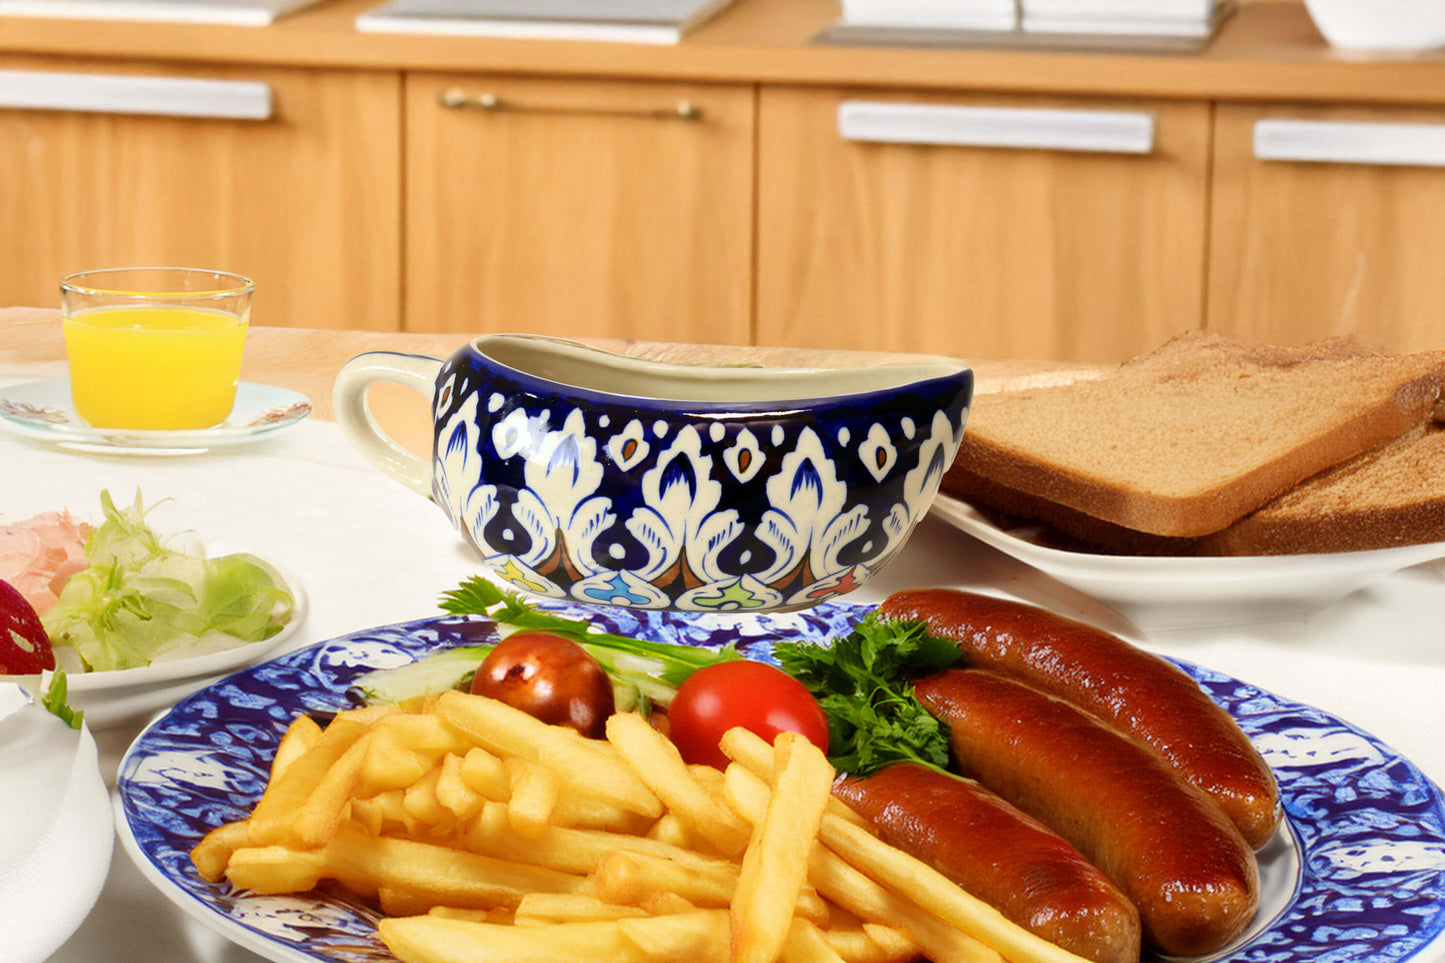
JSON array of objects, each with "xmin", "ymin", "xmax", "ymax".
[{"xmin": 0, "ymin": 378, "xmax": 311, "ymax": 451}]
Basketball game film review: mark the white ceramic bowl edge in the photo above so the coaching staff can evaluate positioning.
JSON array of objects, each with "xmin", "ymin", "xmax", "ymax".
[{"xmin": 1303, "ymin": 0, "xmax": 1445, "ymax": 51}]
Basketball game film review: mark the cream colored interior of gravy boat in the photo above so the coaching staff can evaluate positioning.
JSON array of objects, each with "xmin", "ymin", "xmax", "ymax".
[{"xmin": 478, "ymin": 335, "xmax": 965, "ymax": 403}]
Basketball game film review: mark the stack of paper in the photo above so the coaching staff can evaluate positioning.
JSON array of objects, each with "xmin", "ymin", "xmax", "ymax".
[
  {"xmin": 0, "ymin": 0, "xmax": 321, "ymax": 25},
  {"xmin": 356, "ymin": 0, "xmax": 736, "ymax": 43},
  {"xmin": 838, "ymin": 0, "xmax": 1018, "ymax": 32},
  {"xmin": 1020, "ymin": 0, "xmax": 1225, "ymax": 37}
]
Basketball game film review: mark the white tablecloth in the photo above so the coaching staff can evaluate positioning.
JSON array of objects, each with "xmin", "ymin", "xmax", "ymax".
[{"xmin": 2, "ymin": 405, "xmax": 1442, "ymax": 963}]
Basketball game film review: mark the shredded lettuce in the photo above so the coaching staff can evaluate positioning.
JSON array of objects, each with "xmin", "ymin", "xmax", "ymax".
[{"xmin": 39, "ymin": 491, "xmax": 295, "ymax": 672}]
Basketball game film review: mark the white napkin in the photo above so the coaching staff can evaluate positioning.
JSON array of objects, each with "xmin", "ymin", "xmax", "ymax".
[{"xmin": 0, "ymin": 683, "xmax": 114, "ymax": 963}]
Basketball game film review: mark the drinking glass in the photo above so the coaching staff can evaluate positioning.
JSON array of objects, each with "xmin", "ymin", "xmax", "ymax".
[{"xmin": 61, "ymin": 267, "xmax": 254, "ymax": 430}]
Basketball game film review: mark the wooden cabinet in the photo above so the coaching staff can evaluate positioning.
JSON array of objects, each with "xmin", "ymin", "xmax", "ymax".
[
  {"xmin": 8, "ymin": 2, "xmax": 1445, "ymax": 359},
  {"xmin": 0, "ymin": 55, "xmax": 402, "ymax": 331},
  {"xmin": 403, "ymin": 73, "xmax": 754, "ymax": 344},
  {"xmin": 1208, "ymin": 102, "xmax": 1445, "ymax": 354},
  {"xmin": 755, "ymin": 87, "xmax": 1212, "ymax": 363}
]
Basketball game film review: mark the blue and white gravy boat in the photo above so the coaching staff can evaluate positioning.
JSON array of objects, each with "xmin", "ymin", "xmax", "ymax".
[{"xmin": 334, "ymin": 334, "xmax": 972, "ymax": 612}]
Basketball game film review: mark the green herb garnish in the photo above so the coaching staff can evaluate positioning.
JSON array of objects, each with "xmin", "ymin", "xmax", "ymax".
[
  {"xmin": 40, "ymin": 671, "xmax": 84, "ymax": 729},
  {"xmin": 440, "ymin": 577, "xmax": 740, "ymax": 685},
  {"xmin": 774, "ymin": 612, "xmax": 959, "ymax": 778},
  {"xmin": 355, "ymin": 578, "xmax": 748, "ymax": 709}
]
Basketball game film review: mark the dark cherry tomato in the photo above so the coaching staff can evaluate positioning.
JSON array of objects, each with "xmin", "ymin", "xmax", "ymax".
[
  {"xmin": 470, "ymin": 631, "xmax": 615, "ymax": 738},
  {"xmin": 667, "ymin": 660, "xmax": 829, "ymax": 770}
]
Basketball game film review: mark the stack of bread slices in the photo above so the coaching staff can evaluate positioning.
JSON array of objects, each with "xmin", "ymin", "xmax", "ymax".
[{"xmin": 944, "ymin": 331, "xmax": 1445, "ymax": 555}]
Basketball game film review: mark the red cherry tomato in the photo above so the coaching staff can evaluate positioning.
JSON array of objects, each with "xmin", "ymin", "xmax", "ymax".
[
  {"xmin": 667, "ymin": 660, "xmax": 829, "ymax": 770},
  {"xmin": 470, "ymin": 631, "xmax": 615, "ymax": 739}
]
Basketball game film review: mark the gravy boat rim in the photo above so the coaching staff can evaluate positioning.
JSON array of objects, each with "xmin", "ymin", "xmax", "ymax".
[{"xmin": 466, "ymin": 333, "xmax": 972, "ymax": 408}]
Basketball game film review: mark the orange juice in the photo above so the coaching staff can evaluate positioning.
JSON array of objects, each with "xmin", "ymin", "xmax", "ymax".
[{"xmin": 63, "ymin": 304, "xmax": 247, "ymax": 430}]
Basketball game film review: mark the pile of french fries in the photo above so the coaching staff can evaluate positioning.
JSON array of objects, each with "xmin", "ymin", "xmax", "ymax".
[{"xmin": 191, "ymin": 689, "xmax": 1089, "ymax": 963}]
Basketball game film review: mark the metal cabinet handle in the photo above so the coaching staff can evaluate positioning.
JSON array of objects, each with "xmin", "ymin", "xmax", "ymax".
[
  {"xmin": 837, "ymin": 100, "xmax": 1156, "ymax": 155},
  {"xmin": 1254, "ymin": 118, "xmax": 1445, "ymax": 168},
  {"xmin": 0, "ymin": 70, "xmax": 272, "ymax": 120},
  {"xmin": 439, "ymin": 89, "xmax": 703, "ymax": 122}
]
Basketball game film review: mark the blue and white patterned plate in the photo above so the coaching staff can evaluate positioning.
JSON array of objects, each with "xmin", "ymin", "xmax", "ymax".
[{"xmin": 114, "ymin": 601, "xmax": 1445, "ymax": 963}]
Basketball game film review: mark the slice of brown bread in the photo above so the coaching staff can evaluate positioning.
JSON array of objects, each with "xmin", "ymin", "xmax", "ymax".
[
  {"xmin": 952, "ymin": 331, "xmax": 1445, "ymax": 539},
  {"xmin": 947, "ymin": 421, "xmax": 1445, "ymax": 556},
  {"xmin": 1197, "ymin": 422, "xmax": 1445, "ymax": 555},
  {"xmin": 942, "ymin": 463, "xmax": 1202, "ymax": 555}
]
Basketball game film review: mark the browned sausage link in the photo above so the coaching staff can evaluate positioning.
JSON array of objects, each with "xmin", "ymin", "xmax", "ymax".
[
  {"xmin": 914, "ymin": 669, "xmax": 1260, "ymax": 957},
  {"xmin": 834, "ymin": 763, "xmax": 1142, "ymax": 963},
  {"xmin": 879, "ymin": 588, "xmax": 1280, "ymax": 849}
]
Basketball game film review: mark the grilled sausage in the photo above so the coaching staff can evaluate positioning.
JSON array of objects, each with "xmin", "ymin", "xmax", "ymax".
[
  {"xmin": 879, "ymin": 588, "xmax": 1281, "ymax": 849},
  {"xmin": 914, "ymin": 669, "xmax": 1259, "ymax": 957},
  {"xmin": 834, "ymin": 763, "xmax": 1142, "ymax": 963}
]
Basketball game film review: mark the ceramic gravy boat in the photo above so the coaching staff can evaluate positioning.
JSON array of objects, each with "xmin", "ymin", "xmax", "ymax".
[{"xmin": 334, "ymin": 334, "xmax": 972, "ymax": 612}]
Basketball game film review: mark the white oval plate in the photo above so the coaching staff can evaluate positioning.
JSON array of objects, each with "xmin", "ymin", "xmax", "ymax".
[
  {"xmin": 0, "ymin": 378, "xmax": 311, "ymax": 451},
  {"xmin": 3, "ymin": 562, "xmax": 306, "ymax": 728},
  {"xmin": 928, "ymin": 494, "xmax": 1445, "ymax": 630}
]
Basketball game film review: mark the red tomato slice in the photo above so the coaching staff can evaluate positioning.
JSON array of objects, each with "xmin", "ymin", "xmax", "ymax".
[
  {"xmin": 0, "ymin": 578, "xmax": 56, "ymax": 674},
  {"xmin": 667, "ymin": 660, "xmax": 829, "ymax": 770}
]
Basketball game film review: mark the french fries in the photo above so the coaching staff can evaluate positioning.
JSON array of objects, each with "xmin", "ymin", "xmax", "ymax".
[
  {"xmin": 731, "ymin": 732, "xmax": 835, "ymax": 963},
  {"xmin": 605, "ymin": 712, "xmax": 751, "ymax": 858},
  {"xmin": 193, "ymin": 690, "xmax": 1094, "ymax": 963},
  {"xmin": 434, "ymin": 690, "xmax": 662, "ymax": 819}
]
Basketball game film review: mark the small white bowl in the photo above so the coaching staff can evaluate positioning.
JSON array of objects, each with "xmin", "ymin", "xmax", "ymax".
[{"xmin": 1304, "ymin": 0, "xmax": 1445, "ymax": 51}]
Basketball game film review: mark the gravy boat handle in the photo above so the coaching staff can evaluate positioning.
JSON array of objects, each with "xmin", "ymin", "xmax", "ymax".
[{"xmin": 333, "ymin": 351, "xmax": 442, "ymax": 496}]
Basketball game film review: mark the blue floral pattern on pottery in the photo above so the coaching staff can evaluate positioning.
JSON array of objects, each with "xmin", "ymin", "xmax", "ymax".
[
  {"xmin": 428, "ymin": 344, "xmax": 971, "ymax": 613},
  {"xmin": 116, "ymin": 602, "xmax": 1445, "ymax": 963}
]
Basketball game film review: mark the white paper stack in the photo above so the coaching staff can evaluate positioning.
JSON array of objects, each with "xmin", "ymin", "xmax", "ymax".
[
  {"xmin": 356, "ymin": 0, "xmax": 736, "ymax": 43},
  {"xmin": 0, "ymin": 0, "xmax": 322, "ymax": 25},
  {"xmin": 1020, "ymin": 0, "xmax": 1224, "ymax": 37},
  {"xmin": 838, "ymin": 0, "xmax": 1018, "ymax": 32}
]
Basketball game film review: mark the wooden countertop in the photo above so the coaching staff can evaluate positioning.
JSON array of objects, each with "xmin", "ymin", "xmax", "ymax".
[
  {"xmin": 4, "ymin": 0, "xmax": 1445, "ymax": 106},
  {"xmin": 0, "ymin": 307, "xmax": 1097, "ymax": 456}
]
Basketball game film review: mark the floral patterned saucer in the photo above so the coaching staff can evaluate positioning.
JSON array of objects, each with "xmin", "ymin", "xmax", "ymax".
[
  {"xmin": 0, "ymin": 378, "xmax": 310, "ymax": 451},
  {"xmin": 115, "ymin": 601, "xmax": 1445, "ymax": 963}
]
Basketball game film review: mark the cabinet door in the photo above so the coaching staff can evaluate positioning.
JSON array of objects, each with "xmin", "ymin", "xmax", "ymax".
[
  {"xmin": 757, "ymin": 88, "xmax": 1211, "ymax": 363},
  {"xmin": 0, "ymin": 56, "xmax": 402, "ymax": 331},
  {"xmin": 405, "ymin": 74, "xmax": 753, "ymax": 344},
  {"xmin": 1209, "ymin": 103, "xmax": 1445, "ymax": 353}
]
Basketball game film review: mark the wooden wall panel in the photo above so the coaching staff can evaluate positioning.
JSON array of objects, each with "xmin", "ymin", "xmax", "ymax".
[
  {"xmin": 0, "ymin": 55, "xmax": 402, "ymax": 331},
  {"xmin": 756, "ymin": 87, "xmax": 1212, "ymax": 363}
]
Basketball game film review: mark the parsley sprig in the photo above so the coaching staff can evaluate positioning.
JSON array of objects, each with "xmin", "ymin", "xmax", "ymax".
[
  {"xmin": 774, "ymin": 613, "xmax": 959, "ymax": 778},
  {"xmin": 438, "ymin": 576, "xmax": 740, "ymax": 689}
]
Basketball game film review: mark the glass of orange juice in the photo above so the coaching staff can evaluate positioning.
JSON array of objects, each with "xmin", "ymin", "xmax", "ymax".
[{"xmin": 61, "ymin": 267, "xmax": 254, "ymax": 430}]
